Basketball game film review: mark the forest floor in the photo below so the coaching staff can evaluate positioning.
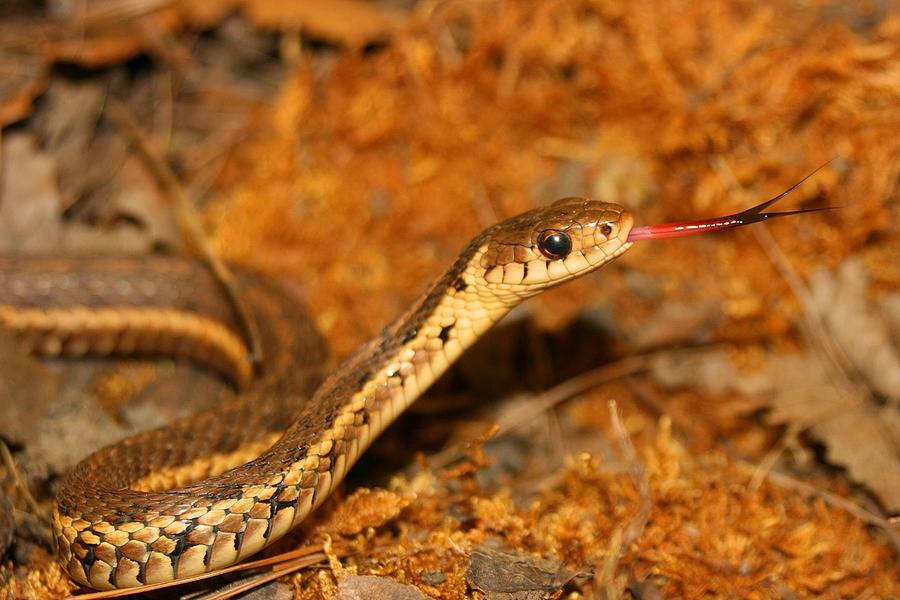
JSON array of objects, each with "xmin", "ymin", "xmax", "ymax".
[{"xmin": 0, "ymin": 1, "xmax": 898, "ymax": 598}]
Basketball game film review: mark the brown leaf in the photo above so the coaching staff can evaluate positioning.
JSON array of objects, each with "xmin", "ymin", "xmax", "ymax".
[
  {"xmin": 466, "ymin": 541, "xmax": 588, "ymax": 600},
  {"xmin": 337, "ymin": 575, "xmax": 428, "ymax": 600},
  {"xmin": 0, "ymin": 131, "xmax": 163, "ymax": 256},
  {"xmin": 765, "ymin": 352, "xmax": 900, "ymax": 511},
  {"xmin": 812, "ymin": 401, "xmax": 900, "ymax": 509},
  {"xmin": 0, "ymin": 334, "xmax": 59, "ymax": 446},
  {"xmin": 724, "ymin": 258, "xmax": 900, "ymax": 510},
  {"xmin": 0, "ymin": 133, "xmax": 62, "ymax": 253},
  {"xmin": 73, "ymin": 155, "xmax": 179, "ymax": 252},
  {"xmin": 811, "ymin": 259, "xmax": 900, "ymax": 400},
  {"xmin": 233, "ymin": 580, "xmax": 294, "ymax": 600},
  {"xmin": 31, "ymin": 79, "xmax": 108, "ymax": 211},
  {"xmin": 21, "ymin": 369, "xmax": 131, "ymax": 478}
]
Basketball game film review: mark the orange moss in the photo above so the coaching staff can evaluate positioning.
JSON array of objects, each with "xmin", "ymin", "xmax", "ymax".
[{"xmin": 4, "ymin": 0, "xmax": 899, "ymax": 598}]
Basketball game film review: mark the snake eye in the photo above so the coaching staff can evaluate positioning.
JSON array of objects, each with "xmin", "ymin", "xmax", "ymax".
[
  {"xmin": 537, "ymin": 229, "xmax": 572, "ymax": 260},
  {"xmin": 599, "ymin": 223, "xmax": 613, "ymax": 237}
]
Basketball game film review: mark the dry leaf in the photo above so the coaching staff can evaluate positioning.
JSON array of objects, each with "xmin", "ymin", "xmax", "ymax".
[
  {"xmin": 337, "ymin": 576, "xmax": 428, "ymax": 600},
  {"xmin": 0, "ymin": 334, "xmax": 60, "ymax": 446},
  {"xmin": 0, "ymin": 131, "xmax": 165, "ymax": 256},
  {"xmin": 693, "ymin": 257, "xmax": 900, "ymax": 510},
  {"xmin": 233, "ymin": 580, "xmax": 294, "ymax": 600},
  {"xmin": 21, "ymin": 368, "xmax": 131, "ymax": 478},
  {"xmin": 81, "ymin": 156, "xmax": 179, "ymax": 252},
  {"xmin": 32, "ymin": 79, "xmax": 108, "ymax": 210},
  {"xmin": 811, "ymin": 259, "xmax": 900, "ymax": 401},
  {"xmin": 466, "ymin": 541, "xmax": 587, "ymax": 600},
  {"xmin": 0, "ymin": 133, "xmax": 63, "ymax": 252},
  {"xmin": 765, "ymin": 352, "xmax": 900, "ymax": 511},
  {"xmin": 773, "ymin": 259, "xmax": 900, "ymax": 510}
]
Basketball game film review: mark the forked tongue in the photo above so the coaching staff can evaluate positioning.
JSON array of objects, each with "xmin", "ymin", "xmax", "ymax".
[{"xmin": 627, "ymin": 169, "xmax": 837, "ymax": 242}]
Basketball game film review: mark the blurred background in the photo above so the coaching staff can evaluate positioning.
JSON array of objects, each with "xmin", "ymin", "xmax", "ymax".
[{"xmin": 0, "ymin": 1, "xmax": 897, "ymax": 598}]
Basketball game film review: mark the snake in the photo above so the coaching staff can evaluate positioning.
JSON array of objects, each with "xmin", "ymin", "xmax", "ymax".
[{"xmin": 0, "ymin": 198, "xmax": 634, "ymax": 590}]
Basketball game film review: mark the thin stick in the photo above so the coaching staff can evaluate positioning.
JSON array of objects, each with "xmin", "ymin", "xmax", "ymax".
[
  {"xmin": 105, "ymin": 98, "xmax": 264, "ymax": 372},
  {"xmin": 747, "ymin": 422, "xmax": 800, "ymax": 494},
  {"xmin": 426, "ymin": 346, "xmax": 721, "ymax": 472},
  {"xmin": 758, "ymin": 467, "xmax": 900, "ymax": 549},
  {"xmin": 197, "ymin": 554, "xmax": 327, "ymax": 600},
  {"xmin": 496, "ymin": 346, "xmax": 721, "ymax": 436},
  {"xmin": 594, "ymin": 401, "xmax": 651, "ymax": 598},
  {"xmin": 0, "ymin": 440, "xmax": 50, "ymax": 525}
]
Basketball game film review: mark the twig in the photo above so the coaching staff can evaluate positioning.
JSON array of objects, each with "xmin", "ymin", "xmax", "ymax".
[
  {"xmin": 426, "ymin": 346, "xmax": 720, "ymax": 472},
  {"xmin": 104, "ymin": 98, "xmax": 264, "ymax": 372},
  {"xmin": 496, "ymin": 346, "xmax": 720, "ymax": 436},
  {"xmin": 609, "ymin": 402, "xmax": 652, "ymax": 547},
  {"xmin": 594, "ymin": 401, "xmax": 652, "ymax": 599},
  {"xmin": 758, "ymin": 466, "xmax": 900, "ymax": 551},
  {"xmin": 747, "ymin": 422, "xmax": 801, "ymax": 494},
  {"xmin": 0, "ymin": 440, "xmax": 50, "ymax": 526},
  {"xmin": 193, "ymin": 553, "xmax": 327, "ymax": 600}
]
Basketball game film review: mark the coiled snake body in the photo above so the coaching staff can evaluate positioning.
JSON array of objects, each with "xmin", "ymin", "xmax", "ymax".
[{"xmin": 0, "ymin": 199, "xmax": 633, "ymax": 589}]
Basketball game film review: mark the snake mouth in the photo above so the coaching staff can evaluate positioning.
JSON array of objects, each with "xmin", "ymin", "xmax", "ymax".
[{"xmin": 610, "ymin": 241, "xmax": 633, "ymax": 258}]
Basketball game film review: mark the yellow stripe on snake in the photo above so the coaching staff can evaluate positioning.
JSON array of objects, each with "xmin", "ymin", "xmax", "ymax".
[{"xmin": 0, "ymin": 199, "xmax": 632, "ymax": 589}]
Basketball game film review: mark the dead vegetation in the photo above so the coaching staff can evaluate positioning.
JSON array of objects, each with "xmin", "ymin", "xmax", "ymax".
[{"xmin": 0, "ymin": 0, "xmax": 898, "ymax": 598}]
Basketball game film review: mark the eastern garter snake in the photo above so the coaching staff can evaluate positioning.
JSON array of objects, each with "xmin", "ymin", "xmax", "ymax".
[
  {"xmin": 0, "ymin": 185, "xmax": 826, "ymax": 590},
  {"xmin": 0, "ymin": 198, "xmax": 633, "ymax": 589}
]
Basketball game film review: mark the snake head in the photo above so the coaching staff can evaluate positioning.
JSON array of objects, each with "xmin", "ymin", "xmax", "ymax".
[{"xmin": 473, "ymin": 198, "xmax": 634, "ymax": 297}]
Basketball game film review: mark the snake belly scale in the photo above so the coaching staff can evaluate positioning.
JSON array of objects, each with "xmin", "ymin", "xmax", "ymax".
[{"xmin": 0, "ymin": 198, "xmax": 633, "ymax": 589}]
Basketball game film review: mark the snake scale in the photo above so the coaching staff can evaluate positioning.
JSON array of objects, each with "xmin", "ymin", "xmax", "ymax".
[{"xmin": 0, "ymin": 199, "xmax": 633, "ymax": 590}]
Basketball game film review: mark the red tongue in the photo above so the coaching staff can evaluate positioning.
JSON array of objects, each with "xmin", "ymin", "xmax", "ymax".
[
  {"xmin": 627, "ymin": 167, "xmax": 838, "ymax": 242},
  {"xmin": 626, "ymin": 205, "xmax": 835, "ymax": 241}
]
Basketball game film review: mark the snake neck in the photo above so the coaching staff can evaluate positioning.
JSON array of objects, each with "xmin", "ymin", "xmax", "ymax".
[
  {"xmin": 268, "ymin": 242, "xmax": 524, "ymax": 481},
  {"xmin": 324, "ymin": 239, "xmax": 523, "ymax": 395}
]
